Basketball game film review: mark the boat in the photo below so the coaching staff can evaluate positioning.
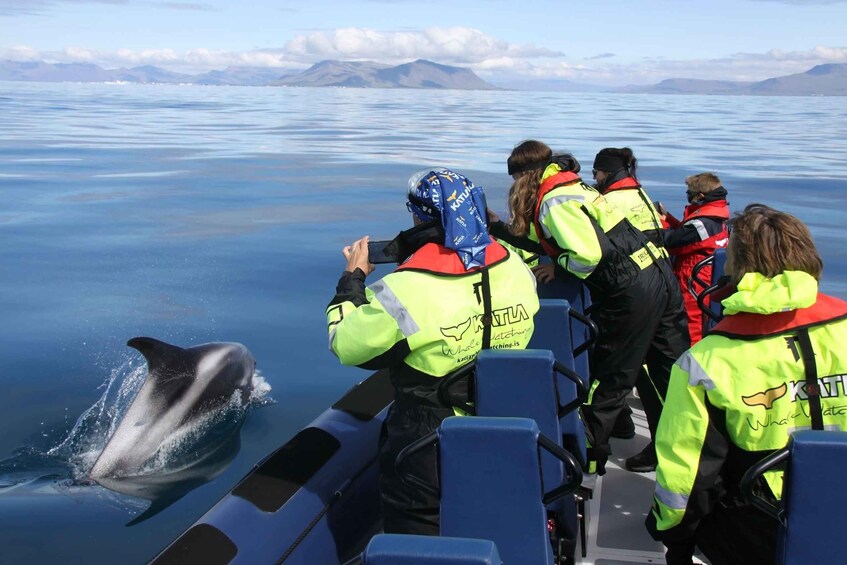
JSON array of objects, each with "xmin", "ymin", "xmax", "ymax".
[{"xmin": 149, "ymin": 250, "xmax": 846, "ymax": 564}]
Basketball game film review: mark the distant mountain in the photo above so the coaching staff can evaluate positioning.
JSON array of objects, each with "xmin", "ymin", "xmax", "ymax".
[
  {"xmin": 618, "ymin": 78, "xmax": 754, "ymax": 95},
  {"xmin": 0, "ymin": 60, "xmax": 195, "ymax": 84},
  {"xmin": 491, "ymin": 77, "xmax": 608, "ymax": 93},
  {"xmin": 193, "ymin": 66, "xmax": 291, "ymax": 86},
  {"xmin": 0, "ymin": 58, "xmax": 497, "ymax": 90},
  {"xmin": 0, "ymin": 60, "xmax": 115, "ymax": 82},
  {"xmin": 748, "ymin": 63, "xmax": 847, "ymax": 96},
  {"xmin": 620, "ymin": 64, "xmax": 847, "ymax": 96},
  {"xmin": 2, "ymin": 59, "xmax": 845, "ymax": 95},
  {"xmin": 272, "ymin": 60, "xmax": 391, "ymax": 87},
  {"xmin": 111, "ymin": 65, "xmax": 194, "ymax": 84},
  {"xmin": 273, "ymin": 59, "xmax": 500, "ymax": 90}
]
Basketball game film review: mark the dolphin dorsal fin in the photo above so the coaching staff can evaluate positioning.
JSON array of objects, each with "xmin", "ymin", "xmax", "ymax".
[{"xmin": 127, "ymin": 337, "xmax": 191, "ymax": 380}]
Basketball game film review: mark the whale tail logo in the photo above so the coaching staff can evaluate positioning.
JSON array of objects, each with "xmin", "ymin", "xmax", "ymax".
[
  {"xmin": 742, "ymin": 383, "xmax": 788, "ymax": 410},
  {"xmin": 446, "ymin": 190, "xmax": 458, "ymax": 202},
  {"xmin": 440, "ymin": 318, "xmax": 472, "ymax": 341}
]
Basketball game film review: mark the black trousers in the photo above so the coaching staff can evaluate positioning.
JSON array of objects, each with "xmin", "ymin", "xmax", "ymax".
[
  {"xmin": 378, "ymin": 398, "xmax": 454, "ymax": 535},
  {"xmin": 664, "ymin": 505, "xmax": 778, "ymax": 565},
  {"xmin": 582, "ymin": 264, "xmax": 689, "ymax": 473}
]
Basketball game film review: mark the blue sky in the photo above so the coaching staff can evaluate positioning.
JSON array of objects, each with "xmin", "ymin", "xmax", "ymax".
[{"xmin": 1, "ymin": 0, "xmax": 846, "ymax": 85}]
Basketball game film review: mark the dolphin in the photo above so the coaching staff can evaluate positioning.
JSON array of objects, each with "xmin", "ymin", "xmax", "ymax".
[
  {"xmin": 94, "ymin": 426, "xmax": 242, "ymax": 525},
  {"xmin": 88, "ymin": 337, "xmax": 256, "ymax": 479}
]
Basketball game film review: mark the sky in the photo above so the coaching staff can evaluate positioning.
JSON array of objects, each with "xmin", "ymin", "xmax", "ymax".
[{"xmin": 1, "ymin": 0, "xmax": 846, "ymax": 86}]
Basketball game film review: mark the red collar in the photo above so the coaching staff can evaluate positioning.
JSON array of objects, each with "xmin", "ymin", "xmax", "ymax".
[
  {"xmin": 395, "ymin": 241, "xmax": 508, "ymax": 275},
  {"xmin": 712, "ymin": 294, "xmax": 847, "ymax": 338},
  {"xmin": 603, "ymin": 177, "xmax": 640, "ymax": 193},
  {"xmin": 533, "ymin": 171, "xmax": 583, "ymax": 257},
  {"xmin": 684, "ymin": 199, "xmax": 730, "ymax": 221},
  {"xmin": 538, "ymin": 171, "xmax": 582, "ymax": 194}
]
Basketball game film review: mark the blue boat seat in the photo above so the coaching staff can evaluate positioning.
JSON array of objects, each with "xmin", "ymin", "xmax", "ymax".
[
  {"xmin": 528, "ymin": 300, "xmax": 589, "ymax": 466},
  {"xmin": 741, "ymin": 430, "xmax": 847, "ymax": 565},
  {"xmin": 357, "ymin": 533, "xmax": 500, "ymax": 565},
  {"xmin": 535, "ymin": 263, "xmax": 594, "ymax": 383},
  {"xmin": 474, "ymin": 349, "xmax": 585, "ymax": 562},
  {"xmin": 396, "ymin": 416, "xmax": 581, "ymax": 565}
]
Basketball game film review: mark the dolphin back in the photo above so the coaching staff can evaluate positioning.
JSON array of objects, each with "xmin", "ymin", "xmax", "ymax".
[
  {"xmin": 127, "ymin": 337, "xmax": 190, "ymax": 374},
  {"xmin": 127, "ymin": 337, "xmax": 197, "ymax": 397}
]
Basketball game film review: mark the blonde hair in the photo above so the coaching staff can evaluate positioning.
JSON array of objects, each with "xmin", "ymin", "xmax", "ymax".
[
  {"xmin": 725, "ymin": 203, "xmax": 823, "ymax": 285},
  {"xmin": 685, "ymin": 172, "xmax": 723, "ymax": 194},
  {"xmin": 506, "ymin": 140, "xmax": 552, "ymax": 236}
]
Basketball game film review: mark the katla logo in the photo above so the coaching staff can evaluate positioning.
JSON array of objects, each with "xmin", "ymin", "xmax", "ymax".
[
  {"xmin": 440, "ymin": 318, "xmax": 472, "ymax": 341},
  {"xmin": 742, "ymin": 383, "xmax": 787, "ymax": 410}
]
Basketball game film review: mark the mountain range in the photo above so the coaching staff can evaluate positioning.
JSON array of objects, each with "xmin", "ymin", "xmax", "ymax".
[
  {"xmin": 1, "ymin": 59, "xmax": 846, "ymax": 95},
  {"xmin": 272, "ymin": 59, "xmax": 498, "ymax": 90},
  {"xmin": 0, "ymin": 59, "xmax": 497, "ymax": 90},
  {"xmin": 618, "ymin": 63, "xmax": 847, "ymax": 96}
]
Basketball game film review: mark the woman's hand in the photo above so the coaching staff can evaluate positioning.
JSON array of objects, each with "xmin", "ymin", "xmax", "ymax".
[
  {"xmin": 531, "ymin": 263, "xmax": 556, "ymax": 283},
  {"xmin": 343, "ymin": 236, "xmax": 375, "ymax": 276},
  {"xmin": 486, "ymin": 208, "xmax": 501, "ymax": 224}
]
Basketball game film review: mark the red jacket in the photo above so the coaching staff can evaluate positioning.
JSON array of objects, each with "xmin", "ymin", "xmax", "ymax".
[{"xmin": 664, "ymin": 198, "xmax": 730, "ymax": 343}]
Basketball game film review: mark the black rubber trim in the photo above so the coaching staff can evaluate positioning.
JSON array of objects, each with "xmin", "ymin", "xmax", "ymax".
[
  {"xmin": 332, "ymin": 368, "xmax": 394, "ymax": 421},
  {"xmin": 232, "ymin": 427, "xmax": 341, "ymax": 512},
  {"xmin": 151, "ymin": 523, "xmax": 237, "ymax": 565}
]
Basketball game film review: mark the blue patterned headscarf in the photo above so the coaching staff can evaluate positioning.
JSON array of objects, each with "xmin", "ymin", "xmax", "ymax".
[{"xmin": 407, "ymin": 168, "xmax": 492, "ymax": 270}]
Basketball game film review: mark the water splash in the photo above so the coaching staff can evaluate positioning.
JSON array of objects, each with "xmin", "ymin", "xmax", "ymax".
[
  {"xmin": 46, "ymin": 354, "xmax": 147, "ymax": 478},
  {"xmin": 1, "ymin": 352, "xmax": 273, "ymax": 488}
]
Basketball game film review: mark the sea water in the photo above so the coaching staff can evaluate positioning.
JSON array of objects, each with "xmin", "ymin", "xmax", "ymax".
[{"xmin": 0, "ymin": 81, "xmax": 846, "ymax": 563}]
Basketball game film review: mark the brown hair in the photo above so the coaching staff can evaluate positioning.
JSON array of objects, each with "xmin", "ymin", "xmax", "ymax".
[
  {"xmin": 725, "ymin": 203, "xmax": 823, "ymax": 285},
  {"xmin": 685, "ymin": 172, "xmax": 723, "ymax": 194},
  {"xmin": 507, "ymin": 140, "xmax": 552, "ymax": 236}
]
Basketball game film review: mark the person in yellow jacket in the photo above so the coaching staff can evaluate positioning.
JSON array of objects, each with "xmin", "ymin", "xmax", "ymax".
[
  {"xmin": 592, "ymin": 147, "xmax": 666, "ymax": 253},
  {"xmin": 646, "ymin": 203, "xmax": 847, "ymax": 565},
  {"xmin": 326, "ymin": 168, "xmax": 539, "ymax": 535},
  {"xmin": 592, "ymin": 147, "xmax": 676, "ymax": 468},
  {"xmin": 491, "ymin": 140, "xmax": 689, "ymax": 476}
]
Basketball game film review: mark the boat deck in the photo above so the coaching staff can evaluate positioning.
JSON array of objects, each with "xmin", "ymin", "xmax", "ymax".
[{"xmin": 577, "ymin": 396, "xmax": 708, "ymax": 564}]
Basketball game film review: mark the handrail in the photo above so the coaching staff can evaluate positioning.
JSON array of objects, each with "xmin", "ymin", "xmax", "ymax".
[
  {"xmin": 395, "ymin": 428, "xmax": 584, "ymax": 505},
  {"xmin": 740, "ymin": 447, "xmax": 790, "ymax": 525},
  {"xmin": 697, "ymin": 283, "xmax": 725, "ymax": 323},
  {"xmin": 538, "ymin": 433, "xmax": 584, "ymax": 504},
  {"xmin": 688, "ymin": 254, "xmax": 714, "ymax": 299},
  {"xmin": 435, "ymin": 363, "xmax": 477, "ymax": 416},
  {"xmin": 395, "ymin": 430, "xmax": 441, "ymax": 498},
  {"xmin": 554, "ymin": 360, "xmax": 588, "ymax": 418},
  {"xmin": 569, "ymin": 309, "xmax": 598, "ymax": 358}
]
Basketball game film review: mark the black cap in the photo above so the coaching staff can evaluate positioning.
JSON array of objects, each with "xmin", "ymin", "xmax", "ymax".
[
  {"xmin": 593, "ymin": 151, "xmax": 625, "ymax": 172},
  {"xmin": 507, "ymin": 157, "xmax": 549, "ymax": 176}
]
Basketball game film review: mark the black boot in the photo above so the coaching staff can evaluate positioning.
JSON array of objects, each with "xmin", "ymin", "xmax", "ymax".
[{"xmin": 625, "ymin": 441, "xmax": 657, "ymax": 472}]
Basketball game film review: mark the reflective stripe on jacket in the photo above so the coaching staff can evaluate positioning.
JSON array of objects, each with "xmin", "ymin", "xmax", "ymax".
[
  {"xmin": 648, "ymin": 270, "xmax": 847, "ymax": 543},
  {"xmin": 666, "ymin": 199, "xmax": 730, "ymax": 257},
  {"xmin": 530, "ymin": 163, "xmax": 661, "ymax": 293},
  {"xmin": 326, "ymin": 241, "xmax": 539, "ymax": 404}
]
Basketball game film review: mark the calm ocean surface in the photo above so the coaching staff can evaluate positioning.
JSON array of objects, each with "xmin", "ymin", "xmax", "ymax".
[{"xmin": 1, "ymin": 81, "xmax": 846, "ymax": 563}]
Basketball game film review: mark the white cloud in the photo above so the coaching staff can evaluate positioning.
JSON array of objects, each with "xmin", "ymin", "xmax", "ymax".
[
  {"xmin": 1, "ymin": 45, "xmax": 290, "ymax": 71},
  {"xmin": 0, "ymin": 26, "xmax": 561, "ymax": 73},
  {"xmin": 733, "ymin": 46, "xmax": 847, "ymax": 62},
  {"xmin": 586, "ymin": 53, "xmax": 616, "ymax": 61},
  {"xmin": 280, "ymin": 27, "xmax": 562, "ymax": 66},
  {"xmin": 489, "ymin": 45, "xmax": 847, "ymax": 86}
]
